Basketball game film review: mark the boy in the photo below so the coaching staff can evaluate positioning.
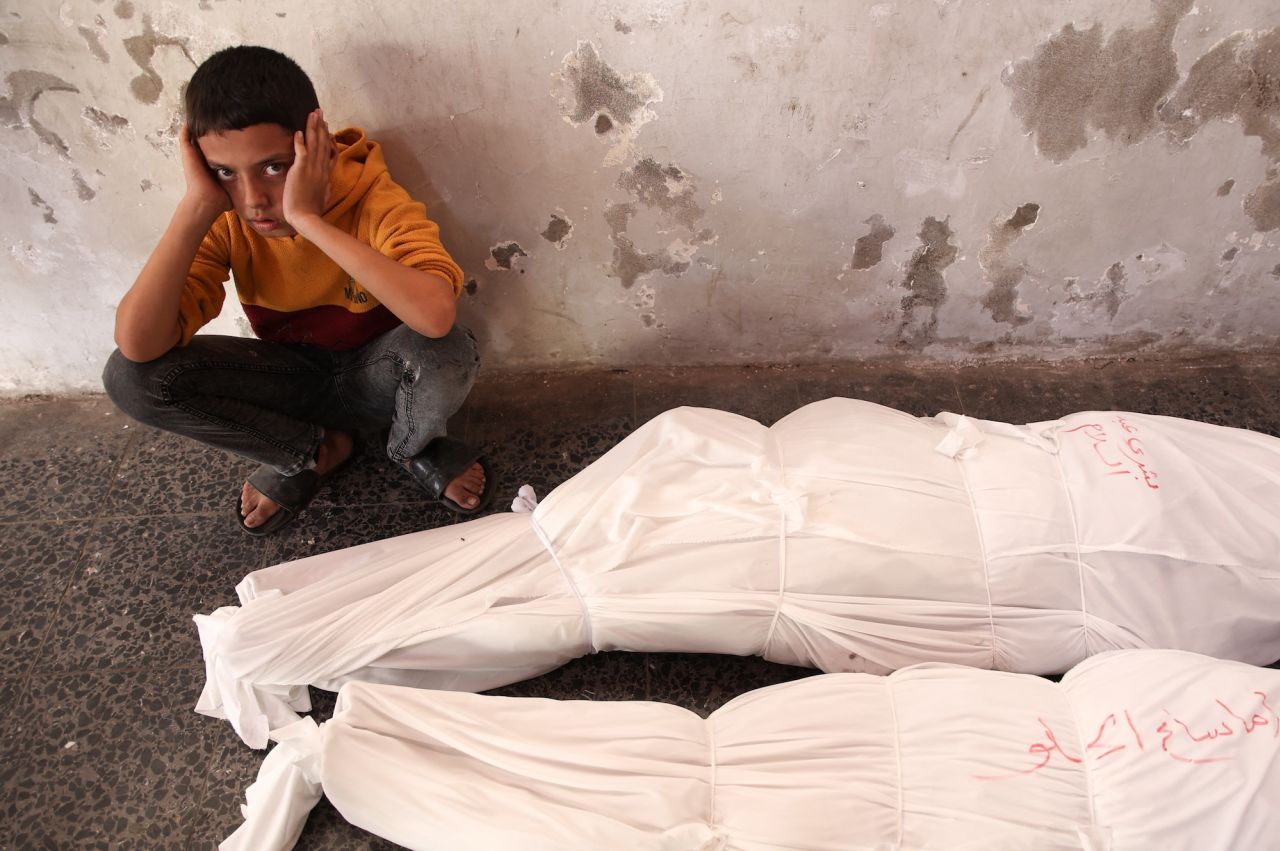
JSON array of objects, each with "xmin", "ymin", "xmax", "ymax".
[{"xmin": 104, "ymin": 45, "xmax": 492, "ymax": 535}]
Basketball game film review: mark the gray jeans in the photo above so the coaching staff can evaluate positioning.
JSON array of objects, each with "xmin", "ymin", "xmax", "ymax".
[{"xmin": 102, "ymin": 324, "xmax": 480, "ymax": 476}]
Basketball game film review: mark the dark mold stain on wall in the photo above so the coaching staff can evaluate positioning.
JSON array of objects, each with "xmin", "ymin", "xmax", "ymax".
[
  {"xmin": 1004, "ymin": 0, "xmax": 1192, "ymax": 162},
  {"xmin": 560, "ymin": 42, "xmax": 658, "ymax": 132},
  {"xmin": 604, "ymin": 157, "xmax": 716, "ymax": 288},
  {"xmin": 604, "ymin": 202, "xmax": 692, "ymax": 289},
  {"xmin": 123, "ymin": 16, "xmax": 194, "ymax": 105},
  {"xmin": 27, "ymin": 188, "xmax": 56, "ymax": 224},
  {"xmin": 113, "ymin": 0, "xmax": 134, "ymax": 18},
  {"xmin": 1244, "ymin": 175, "xmax": 1280, "ymax": 232},
  {"xmin": 540, "ymin": 214, "xmax": 573, "ymax": 249},
  {"xmin": 1009, "ymin": 9, "xmax": 1280, "ymax": 233},
  {"xmin": 84, "ymin": 106, "xmax": 129, "ymax": 132},
  {"xmin": 72, "ymin": 171, "xmax": 96, "ymax": 201},
  {"xmin": 851, "ymin": 214, "xmax": 895, "ymax": 270},
  {"xmin": 1161, "ymin": 28, "xmax": 1280, "ymax": 231},
  {"xmin": 0, "ymin": 70, "xmax": 80, "ymax": 157},
  {"xmin": 78, "ymin": 25, "xmax": 111, "ymax": 63},
  {"xmin": 1221, "ymin": 247, "xmax": 1240, "ymax": 262},
  {"xmin": 0, "ymin": 32, "xmax": 9, "ymax": 46},
  {"xmin": 979, "ymin": 202, "xmax": 1039, "ymax": 326},
  {"xmin": 1217, "ymin": 179, "xmax": 1235, "ymax": 197},
  {"xmin": 1064, "ymin": 261, "xmax": 1127, "ymax": 320},
  {"xmin": 617, "ymin": 157, "xmax": 706, "ymax": 231},
  {"xmin": 1162, "ymin": 29, "xmax": 1280, "ymax": 162},
  {"xmin": 489, "ymin": 242, "xmax": 527, "ymax": 271},
  {"xmin": 896, "ymin": 217, "xmax": 958, "ymax": 349}
]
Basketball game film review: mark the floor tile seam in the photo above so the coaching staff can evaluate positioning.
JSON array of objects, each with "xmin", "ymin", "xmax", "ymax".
[
  {"xmin": 94, "ymin": 422, "xmax": 141, "ymax": 518},
  {"xmin": 24, "ymin": 662, "xmax": 205, "ymax": 678},
  {"xmin": 179, "ymin": 740, "xmax": 231, "ymax": 849},
  {"xmin": 1240, "ymin": 369, "xmax": 1280, "ymax": 422},
  {"xmin": 8, "ymin": 515, "xmax": 103, "ymax": 719},
  {"xmin": 0, "ymin": 510, "xmax": 228, "ymax": 527}
]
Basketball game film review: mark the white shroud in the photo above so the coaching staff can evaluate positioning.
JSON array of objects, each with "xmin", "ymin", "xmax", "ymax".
[
  {"xmin": 195, "ymin": 399, "xmax": 1280, "ymax": 748},
  {"xmin": 222, "ymin": 650, "xmax": 1280, "ymax": 851}
]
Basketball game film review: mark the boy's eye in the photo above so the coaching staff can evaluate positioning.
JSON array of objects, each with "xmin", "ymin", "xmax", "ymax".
[
  {"xmin": 214, "ymin": 167, "xmax": 234, "ymax": 180},
  {"xmin": 264, "ymin": 163, "xmax": 289, "ymax": 176}
]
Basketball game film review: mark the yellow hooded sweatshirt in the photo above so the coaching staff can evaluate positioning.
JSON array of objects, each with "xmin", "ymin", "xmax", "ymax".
[{"xmin": 178, "ymin": 127, "xmax": 464, "ymax": 351}]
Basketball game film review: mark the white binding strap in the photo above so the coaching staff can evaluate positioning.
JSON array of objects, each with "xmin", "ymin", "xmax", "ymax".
[{"xmin": 512, "ymin": 486, "xmax": 596, "ymax": 653}]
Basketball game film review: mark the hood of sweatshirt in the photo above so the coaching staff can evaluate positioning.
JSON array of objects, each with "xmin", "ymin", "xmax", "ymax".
[{"xmin": 323, "ymin": 127, "xmax": 387, "ymax": 221}]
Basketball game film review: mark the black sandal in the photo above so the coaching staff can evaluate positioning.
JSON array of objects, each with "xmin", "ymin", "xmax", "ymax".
[
  {"xmin": 237, "ymin": 436, "xmax": 359, "ymax": 536},
  {"xmin": 406, "ymin": 437, "xmax": 495, "ymax": 515}
]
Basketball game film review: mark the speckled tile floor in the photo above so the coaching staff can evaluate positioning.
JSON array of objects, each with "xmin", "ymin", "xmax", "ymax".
[{"xmin": 1, "ymin": 353, "xmax": 1279, "ymax": 849}]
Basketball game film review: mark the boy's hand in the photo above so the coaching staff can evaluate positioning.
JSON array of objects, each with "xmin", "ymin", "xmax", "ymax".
[
  {"xmin": 282, "ymin": 108, "xmax": 336, "ymax": 231},
  {"xmin": 178, "ymin": 125, "xmax": 231, "ymax": 219}
]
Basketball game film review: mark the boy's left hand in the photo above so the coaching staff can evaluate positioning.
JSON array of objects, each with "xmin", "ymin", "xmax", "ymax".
[{"xmin": 282, "ymin": 108, "xmax": 336, "ymax": 229}]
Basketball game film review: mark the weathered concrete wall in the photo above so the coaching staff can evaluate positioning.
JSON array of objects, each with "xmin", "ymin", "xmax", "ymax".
[{"xmin": 2, "ymin": 0, "xmax": 1279, "ymax": 394}]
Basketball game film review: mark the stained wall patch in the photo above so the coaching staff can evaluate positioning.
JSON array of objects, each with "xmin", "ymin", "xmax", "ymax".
[
  {"xmin": 979, "ymin": 202, "xmax": 1039, "ymax": 326},
  {"xmin": 1004, "ymin": 0, "xmax": 1192, "ymax": 162},
  {"xmin": 556, "ymin": 41, "xmax": 663, "ymax": 165},
  {"xmin": 896, "ymin": 217, "xmax": 958, "ymax": 349},
  {"xmin": 0, "ymin": 70, "xmax": 80, "ymax": 158},
  {"xmin": 541, "ymin": 213, "xmax": 573, "ymax": 249},
  {"xmin": 851, "ymin": 214, "xmax": 895, "ymax": 270},
  {"xmin": 486, "ymin": 242, "xmax": 528, "ymax": 271},
  {"xmin": 123, "ymin": 16, "xmax": 194, "ymax": 105}
]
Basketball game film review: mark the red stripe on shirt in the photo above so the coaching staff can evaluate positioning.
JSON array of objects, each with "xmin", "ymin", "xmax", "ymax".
[{"xmin": 242, "ymin": 303, "xmax": 403, "ymax": 350}]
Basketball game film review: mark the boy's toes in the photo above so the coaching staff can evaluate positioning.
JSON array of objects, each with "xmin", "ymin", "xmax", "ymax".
[
  {"xmin": 240, "ymin": 481, "xmax": 282, "ymax": 527},
  {"xmin": 443, "ymin": 462, "xmax": 486, "ymax": 509}
]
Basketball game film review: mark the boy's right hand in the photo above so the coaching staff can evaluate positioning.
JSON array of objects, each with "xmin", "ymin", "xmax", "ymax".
[{"xmin": 178, "ymin": 125, "xmax": 232, "ymax": 218}]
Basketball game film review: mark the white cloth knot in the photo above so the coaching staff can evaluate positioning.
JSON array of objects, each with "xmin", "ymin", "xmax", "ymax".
[
  {"xmin": 750, "ymin": 484, "xmax": 808, "ymax": 529},
  {"xmin": 934, "ymin": 414, "xmax": 984, "ymax": 459},
  {"xmin": 511, "ymin": 484, "xmax": 539, "ymax": 514}
]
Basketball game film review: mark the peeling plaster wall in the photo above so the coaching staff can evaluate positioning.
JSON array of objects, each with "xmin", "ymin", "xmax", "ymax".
[{"xmin": 3, "ymin": 0, "xmax": 1280, "ymax": 394}]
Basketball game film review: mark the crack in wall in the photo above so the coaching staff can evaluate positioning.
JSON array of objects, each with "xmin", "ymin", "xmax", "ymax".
[
  {"xmin": 896, "ymin": 216, "xmax": 958, "ymax": 350},
  {"xmin": 979, "ymin": 202, "xmax": 1039, "ymax": 326}
]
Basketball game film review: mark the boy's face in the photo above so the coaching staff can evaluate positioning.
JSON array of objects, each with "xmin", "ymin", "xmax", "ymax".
[{"xmin": 196, "ymin": 123, "xmax": 297, "ymax": 237}]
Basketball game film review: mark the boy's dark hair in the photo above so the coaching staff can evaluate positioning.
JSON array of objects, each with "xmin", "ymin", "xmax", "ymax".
[{"xmin": 185, "ymin": 45, "xmax": 318, "ymax": 139}]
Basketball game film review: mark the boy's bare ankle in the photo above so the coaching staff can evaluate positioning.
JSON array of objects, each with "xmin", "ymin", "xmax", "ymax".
[{"xmin": 315, "ymin": 429, "xmax": 353, "ymax": 475}]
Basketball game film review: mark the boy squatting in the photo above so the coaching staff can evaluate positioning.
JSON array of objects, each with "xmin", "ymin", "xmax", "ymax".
[{"xmin": 103, "ymin": 45, "xmax": 493, "ymax": 535}]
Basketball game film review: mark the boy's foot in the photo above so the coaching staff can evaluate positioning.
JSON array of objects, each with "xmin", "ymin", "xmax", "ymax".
[
  {"xmin": 441, "ymin": 462, "xmax": 487, "ymax": 510},
  {"xmin": 404, "ymin": 437, "xmax": 495, "ymax": 515},
  {"xmin": 240, "ymin": 430, "xmax": 355, "ymax": 529}
]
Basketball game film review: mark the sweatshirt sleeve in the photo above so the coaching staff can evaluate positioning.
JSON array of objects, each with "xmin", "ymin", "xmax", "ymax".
[
  {"xmin": 177, "ymin": 216, "xmax": 232, "ymax": 346},
  {"xmin": 365, "ymin": 176, "xmax": 465, "ymax": 297}
]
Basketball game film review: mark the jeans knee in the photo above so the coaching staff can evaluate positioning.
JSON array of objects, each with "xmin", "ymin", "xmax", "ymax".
[{"xmin": 102, "ymin": 348, "xmax": 166, "ymax": 423}]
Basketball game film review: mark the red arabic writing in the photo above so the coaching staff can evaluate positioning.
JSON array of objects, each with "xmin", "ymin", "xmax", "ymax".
[
  {"xmin": 973, "ymin": 691, "xmax": 1279, "ymax": 781},
  {"xmin": 1063, "ymin": 416, "xmax": 1159, "ymax": 490}
]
